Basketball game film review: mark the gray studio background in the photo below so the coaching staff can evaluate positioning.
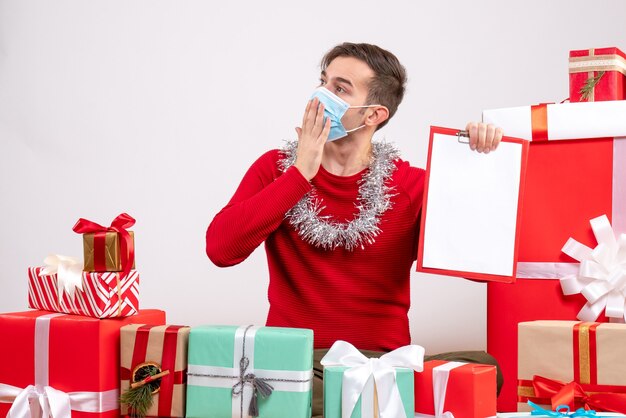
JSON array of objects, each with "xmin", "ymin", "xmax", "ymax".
[{"xmin": 1, "ymin": 0, "xmax": 625, "ymax": 353}]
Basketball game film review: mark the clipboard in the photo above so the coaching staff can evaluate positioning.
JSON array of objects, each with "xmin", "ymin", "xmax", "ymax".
[{"xmin": 416, "ymin": 126, "xmax": 529, "ymax": 283}]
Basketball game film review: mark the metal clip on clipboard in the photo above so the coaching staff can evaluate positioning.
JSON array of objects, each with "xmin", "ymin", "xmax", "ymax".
[{"xmin": 456, "ymin": 130, "xmax": 470, "ymax": 144}]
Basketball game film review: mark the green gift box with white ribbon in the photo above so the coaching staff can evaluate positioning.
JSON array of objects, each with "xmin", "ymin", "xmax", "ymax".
[
  {"xmin": 186, "ymin": 325, "xmax": 314, "ymax": 418},
  {"xmin": 321, "ymin": 341, "xmax": 424, "ymax": 418},
  {"xmin": 324, "ymin": 366, "xmax": 414, "ymax": 418}
]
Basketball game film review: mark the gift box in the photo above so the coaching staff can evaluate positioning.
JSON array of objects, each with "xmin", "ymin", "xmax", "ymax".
[
  {"xmin": 414, "ymin": 360, "xmax": 497, "ymax": 418},
  {"xmin": 0, "ymin": 309, "xmax": 166, "ymax": 418},
  {"xmin": 483, "ymin": 101, "xmax": 626, "ymax": 141},
  {"xmin": 73, "ymin": 213, "xmax": 136, "ymax": 273},
  {"xmin": 569, "ymin": 47, "xmax": 626, "ymax": 102},
  {"xmin": 517, "ymin": 321, "xmax": 626, "ymax": 413},
  {"xmin": 324, "ymin": 368, "xmax": 413, "ymax": 418},
  {"xmin": 487, "ymin": 281, "xmax": 589, "ymax": 411},
  {"xmin": 120, "ymin": 324, "xmax": 190, "ymax": 417},
  {"xmin": 82, "ymin": 230, "xmax": 136, "ymax": 272},
  {"xmin": 482, "ymin": 102, "xmax": 626, "ymax": 411},
  {"xmin": 186, "ymin": 325, "xmax": 313, "ymax": 418},
  {"xmin": 321, "ymin": 341, "xmax": 423, "ymax": 418},
  {"xmin": 28, "ymin": 266, "xmax": 139, "ymax": 318}
]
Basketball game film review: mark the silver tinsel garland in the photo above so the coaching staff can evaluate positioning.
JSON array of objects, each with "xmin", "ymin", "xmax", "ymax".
[{"xmin": 278, "ymin": 140, "xmax": 399, "ymax": 251}]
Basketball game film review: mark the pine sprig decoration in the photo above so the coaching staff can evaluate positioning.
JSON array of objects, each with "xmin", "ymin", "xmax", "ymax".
[
  {"xmin": 579, "ymin": 71, "xmax": 605, "ymax": 101},
  {"xmin": 120, "ymin": 364, "xmax": 161, "ymax": 418},
  {"xmin": 120, "ymin": 384, "xmax": 154, "ymax": 418}
]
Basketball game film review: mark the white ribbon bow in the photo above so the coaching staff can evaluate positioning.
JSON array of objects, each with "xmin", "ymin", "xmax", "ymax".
[
  {"xmin": 560, "ymin": 214, "xmax": 626, "ymax": 322},
  {"xmin": 0, "ymin": 312, "xmax": 119, "ymax": 418},
  {"xmin": 0, "ymin": 383, "xmax": 119, "ymax": 418},
  {"xmin": 39, "ymin": 255, "xmax": 84, "ymax": 299},
  {"xmin": 1, "ymin": 384, "xmax": 71, "ymax": 418},
  {"xmin": 320, "ymin": 340, "xmax": 424, "ymax": 418}
]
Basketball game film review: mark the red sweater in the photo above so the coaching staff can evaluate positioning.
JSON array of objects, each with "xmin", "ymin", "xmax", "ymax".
[{"xmin": 206, "ymin": 149, "xmax": 425, "ymax": 351}]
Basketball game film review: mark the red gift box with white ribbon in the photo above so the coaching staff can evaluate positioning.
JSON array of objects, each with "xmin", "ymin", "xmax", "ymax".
[
  {"xmin": 0, "ymin": 309, "xmax": 166, "ymax": 418},
  {"xmin": 482, "ymin": 101, "xmax": 626, "ymax": 411},
  {"xmin": 414, "ymin": 360, "xmax": 497, "ymax": 418}
]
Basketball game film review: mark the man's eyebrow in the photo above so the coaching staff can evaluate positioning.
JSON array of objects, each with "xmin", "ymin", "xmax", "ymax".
[
  {"xmin": 320, "ymin": 70, "xmax": 354, "ymax": 88},
  {"xmin": 335, "ymin": 77, "xmax": 354, "ymax": 88}
]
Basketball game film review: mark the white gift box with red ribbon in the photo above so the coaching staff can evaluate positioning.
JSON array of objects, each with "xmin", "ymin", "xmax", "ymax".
[{"xmin": 483, "ymin": 100, "xmax": 626, "ymax": 141}]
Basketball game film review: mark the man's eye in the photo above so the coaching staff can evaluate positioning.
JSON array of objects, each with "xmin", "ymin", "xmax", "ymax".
[
  {"xmin": 336, "ymin": 86, "xmax": 344, "ymax": 94},
  {"xmin": 319, "ymin": 79, "xmax": 326, "ymax": 86}
]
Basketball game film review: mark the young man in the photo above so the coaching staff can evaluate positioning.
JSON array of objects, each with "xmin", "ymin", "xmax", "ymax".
[{"xmin": 206, "ymin": 42, "xmax": 503, "ymax": 416}]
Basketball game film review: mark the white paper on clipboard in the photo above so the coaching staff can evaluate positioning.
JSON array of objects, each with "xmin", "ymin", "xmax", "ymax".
[{"xmin": 421, "ymin": 132, "xmax": 524, "ymax": 277}]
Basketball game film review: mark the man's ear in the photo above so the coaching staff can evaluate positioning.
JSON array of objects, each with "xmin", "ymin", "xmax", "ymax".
[{"xmin": 366, "ymin": 106, "xmax": 390, "ymax": 128}]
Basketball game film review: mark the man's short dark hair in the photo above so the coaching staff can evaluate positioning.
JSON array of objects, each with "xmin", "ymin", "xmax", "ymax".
[{"xmin": 321, "ymin": 42, "xmax": 407, "ymax": 130}]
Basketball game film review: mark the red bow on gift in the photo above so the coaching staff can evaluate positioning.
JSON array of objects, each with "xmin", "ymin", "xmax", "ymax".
[
  {"xmin": 72, "ymin": 213, "xmax": 135, "ymax": 280},
  {"xmin": 532, "ymin": 375, "xmax": 626, "ymax": 414}
]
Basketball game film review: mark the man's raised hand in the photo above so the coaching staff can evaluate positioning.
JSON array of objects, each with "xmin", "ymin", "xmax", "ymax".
[{"xmin": 294, "ymin": 98, "xmax": 331, "ymax": 181}]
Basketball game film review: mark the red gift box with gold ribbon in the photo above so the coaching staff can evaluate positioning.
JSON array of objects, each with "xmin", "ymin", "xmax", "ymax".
[
  {"xmin": 518, "ymin": 321, "xmax": 626, "ymax": 414},
  {"xmin": 0, "ymin": 309, "xmax": 166, "ymax": 418},
  {"xmin": 482, "ymin": 102, "xmax": 626, "ymax": 411},
  {"xmin": 569, "ymin": 47, "xmax": 626, "ymax": 102},
  {"xmin": 120, "ymin": 324, "xmax": 190, "ymax": 417}
]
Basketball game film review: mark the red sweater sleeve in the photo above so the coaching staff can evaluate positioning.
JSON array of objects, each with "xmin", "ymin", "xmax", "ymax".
[
  {"xmin": 206, "ymin": 150, "xmax": 312, "ymax": 267},
  {"xmin": 393, "ymin": 160, "xmax": 426, "ymax": 262}
]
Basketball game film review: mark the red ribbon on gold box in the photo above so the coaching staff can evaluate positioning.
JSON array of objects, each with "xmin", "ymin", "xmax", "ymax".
[{"xmin": 518, "ymin": 321, "xmax": 626, "ymax": 414}]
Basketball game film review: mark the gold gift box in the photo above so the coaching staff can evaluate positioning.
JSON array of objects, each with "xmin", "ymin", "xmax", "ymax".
[
  {"xmin": 120, "ymin": 324, "xmax": 191, "ymax": 417},
  {"xmin": 82, "ymin": 230, "xmax": 135, "ymax": 272},
  {"xmin": 517, "ymin": 320, "xmax": 626, "ymax": 412}
]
